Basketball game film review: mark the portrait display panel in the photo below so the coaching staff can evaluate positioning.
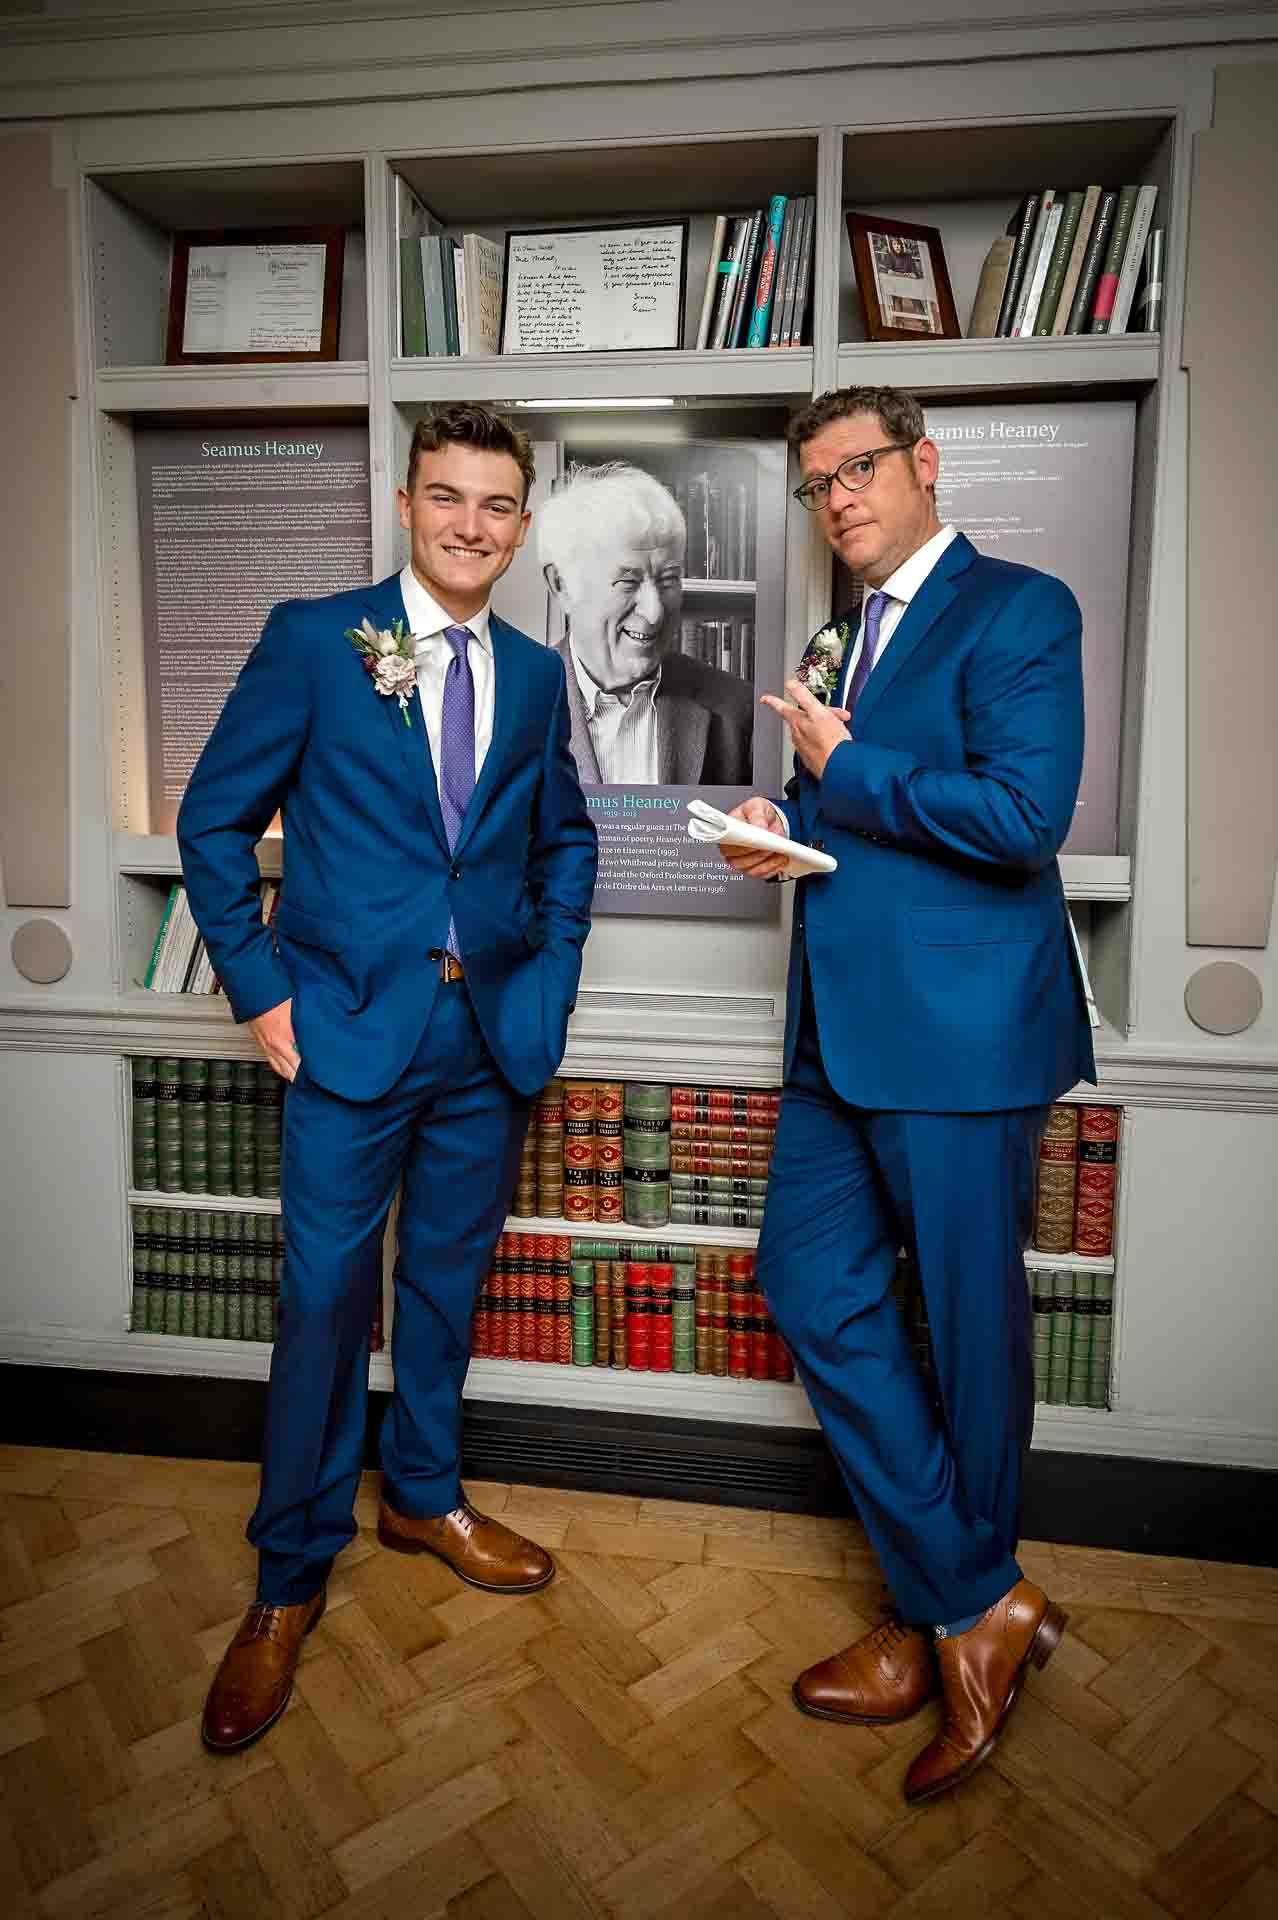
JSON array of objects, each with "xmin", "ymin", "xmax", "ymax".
[
  {"xmin": 135, "ymin": 422, "xmax": 372, "ymax": 833},
  {"xmin": 495, "ymin": 436, "xmax": 789, "ymax": 919},
  {"xmin": 833, "ymin": 399, "xmax": 1135, "ymax": 855}
]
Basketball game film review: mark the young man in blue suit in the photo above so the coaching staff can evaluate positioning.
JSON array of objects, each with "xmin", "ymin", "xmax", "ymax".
[
  {"xmin": 179, "ymin": 403, "xmax": 597, "ymax": 1752},
  {"xmin": 723, "ymin": 385, "xmax": 1095, "ymax": 1803}
]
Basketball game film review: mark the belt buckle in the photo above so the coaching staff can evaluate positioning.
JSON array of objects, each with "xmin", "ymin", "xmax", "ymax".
[{"xmin": 440, "ymin": 951, "xmax": 464, "ymax": 983}]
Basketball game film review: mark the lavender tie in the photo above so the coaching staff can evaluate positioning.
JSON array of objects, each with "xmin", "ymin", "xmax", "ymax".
[
  {"xmin": 439, "ymin": 624, "xmax": 476, "ymax": 959},
  {"xmin": 842, "ymin": 590, "xmax": 890, "ymax": 722}
]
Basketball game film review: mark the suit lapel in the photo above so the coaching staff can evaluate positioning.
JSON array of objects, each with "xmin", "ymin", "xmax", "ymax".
[
  {"xmin": 453, "ymin": 613, "xmax": 524, "ymax": 857},
  {"xmin": 853, "ymin": 532, "xmax": 976, "ymax": 732},
  {"xmin": 364, "ymin": 574, "xmax": 449, "ymax": 854},
  {"xmin": 656, "ymin": 688, "xmax": 709, "ymax": 785}
]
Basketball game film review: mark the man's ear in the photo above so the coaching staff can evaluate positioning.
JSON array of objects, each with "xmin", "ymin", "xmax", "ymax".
[{"xmin": 543, "ymin": 562, "xmax": 564, "ymax": 595}]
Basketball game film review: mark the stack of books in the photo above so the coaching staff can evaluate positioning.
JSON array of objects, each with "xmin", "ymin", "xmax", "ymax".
[
  {"xmin": 141, "ymin": 879, "xmax": 277, "ymax": 995},
  {"xmin": 694, "ymin": 194, "xmax": 816, "ymax": 350},
  {"xmin": 470, "ymin": 1235, "xmax": 795, "ymax": 1382},
  {"xmin": 129, "ymin": 1204, "xmax": 384, "ymax": 1350},
  {"xmin": 131, "ymin": 1055, "xmax": 283, "ymax": 1200},
  {"xmin": 1031, "ymin": 1266, "xmax": 1115, "ymax": 1408},
  {"xmin": 510, "ymin": 1079, "xmax": 780, "ymax": 1230},
  {"xmin": 1032, "ymin": 1103, "xmax": 1121, "ymax": 1257},
  {"xmin": 969, "ymin": 184, "xmax": 1162, "ymax": 339}
]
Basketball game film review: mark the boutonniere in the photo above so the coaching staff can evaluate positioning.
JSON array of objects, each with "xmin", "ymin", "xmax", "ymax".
[
  {"xmin": 346, "ymin": 617, "xmax": 417, "ymax": 726},
  {"xmin": 794, "ymin": 620, "xmax": 852, "ymax": 705}
]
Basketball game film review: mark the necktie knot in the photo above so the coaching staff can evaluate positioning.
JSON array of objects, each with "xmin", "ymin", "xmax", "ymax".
[{"xmin": 443, "ymin": 624, "xmax": 471, "ymax": 662}]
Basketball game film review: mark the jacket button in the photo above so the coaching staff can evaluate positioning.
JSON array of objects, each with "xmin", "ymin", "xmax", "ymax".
[
  {"xmin": 428, "ymin": 947, "xmax": 442, "ymax": 961},
  {"xmin": 812, "ymin": 839, "xmax": 825, "ymax": 851},
  {"xmin": 449, "ymin": 863, "xmax": 460, "ymax": 880}
]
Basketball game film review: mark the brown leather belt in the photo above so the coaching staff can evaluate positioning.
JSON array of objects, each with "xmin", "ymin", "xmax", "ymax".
[{"xmin": 438, "ymin": 951, "xmax": 465, "ymax": 982}]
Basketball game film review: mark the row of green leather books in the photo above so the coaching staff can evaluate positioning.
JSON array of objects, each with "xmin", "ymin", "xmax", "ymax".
[{"xmin": 1031, "ymin": 1266, "xmax": 1113, "ymax": 1409}]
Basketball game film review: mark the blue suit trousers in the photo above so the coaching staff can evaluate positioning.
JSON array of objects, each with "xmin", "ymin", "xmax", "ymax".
[
  {"xmin": 756, "ymin": 968, "xmax": 1048, "ymax": 1627},
  {"xmin": 249, "ymin": 982, "xmax": 530, "ymax": 1605}
]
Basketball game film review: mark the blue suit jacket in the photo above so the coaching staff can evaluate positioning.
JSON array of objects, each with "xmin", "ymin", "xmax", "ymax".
[
  {"xmin": 781, "ymin": 533, "xmax": 1096, "ymax": 1111},
  {"xmin": 177, "ymin": 572, "xmax": 598, "ymax": 1102}
]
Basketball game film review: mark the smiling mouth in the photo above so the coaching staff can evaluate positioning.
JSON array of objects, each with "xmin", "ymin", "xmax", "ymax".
[
  {"xmin": 442, "ymin": 544, "xmax": 490, "ymax": 559},
  {"xmin": 618, "ymin": 623, "xmax": 658, "ymax": 643}
]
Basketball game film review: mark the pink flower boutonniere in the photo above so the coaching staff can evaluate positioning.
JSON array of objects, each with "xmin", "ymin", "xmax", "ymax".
[
  {"xmin": 794, "ymin": 620, "xmax": 852, "ymax": 705},
  {"xmin": 346, "ymin": 616, "xmax": 417, "ymax": 726}
]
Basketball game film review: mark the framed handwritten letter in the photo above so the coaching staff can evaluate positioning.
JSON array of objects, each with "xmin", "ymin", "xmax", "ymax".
[
  {"xmin": 500, "ymin": 222, "xmax": 688, "ymax": 354},
  {"xmin": 166, "ymin": 226, "xmax": 345, "ymax": 364}
]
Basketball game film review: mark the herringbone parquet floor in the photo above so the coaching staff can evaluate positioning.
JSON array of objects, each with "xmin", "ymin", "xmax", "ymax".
[{"xmin": 1, "ymin": 1446, "xmax": 1276, "ymax": 1919}]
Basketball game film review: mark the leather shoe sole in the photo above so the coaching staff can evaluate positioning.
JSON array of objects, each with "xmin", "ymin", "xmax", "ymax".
[
  {"xmin": 791, "ymin": 1679, "xmax": 933, "ymax": 1726},
  {"xmin": 200, "ymin": 1590, "xmax": 327, "ymax": 1755},
  {"xmin": 903, "ymin": 1599, "xmax": 1067, "ymax": 1804},
  {"xmin": 377, "ymin": 1520, "xmax": 554, "ymax": 1594}
]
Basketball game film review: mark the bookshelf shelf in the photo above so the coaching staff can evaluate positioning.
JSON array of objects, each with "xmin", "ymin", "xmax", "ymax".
[
  {"xmin": 115, "ymin": 832, "xmax": 282, "ymax": 878},
  {"xmin": 1059, "ymin": 855, "xmax": 1131, "ymax": 902},
  {"xmin": 389, "ymin": 347, "xmax": 814, "ymax": 408},
  {"xmin": 95, "ymin": 363, "xmax": 371, "ymax": 414},
  {"xmin": 130, "ymin": 1189, "xmax": 281, "ymax": 1215},
  {"xmin": 835, "ymin": 336, "xmax": 1160, "ymax": 395}
]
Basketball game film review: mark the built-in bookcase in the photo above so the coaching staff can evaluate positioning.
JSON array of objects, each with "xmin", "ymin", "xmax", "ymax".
[{"xmin": 72, "ymin": 84, "xmax": 1172, "ymax": 1449}]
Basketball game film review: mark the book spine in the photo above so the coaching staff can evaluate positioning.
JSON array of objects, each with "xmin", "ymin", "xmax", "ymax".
[
  {"xmin": 726, "ymin": 209, "xmax": 764, "ymax": 348},
  {"xmin": 1046, "ymin": 1268, "xmax": 1075, "ymax": 1405},
  {"xmin": 398, "ymin": 236, "xmax": 427, "ymax": 356},
  {"xmin": 536, "ymin": 1078, "xmax": 564, "ymax": 1219},
  {"xmin": 553, "ymin": 1236, "xmax": 572, "ymax": 1366},
  {"xmin": 1089, "ymin": 184, "xmax": 1141, "ymax": 331},
  {"xmin": 1033, "ymin": 190, "xmax": 1085, "ymax": 335},
  {"xmin": 1133, "ymin": 227, "xmax": 1165, "ymax": 333},
  {"xmin": 1030, "ymin": 1266, "xmax": 1054, "ymax": 1403},
  {"xmin": 440, "ymin": 237, "xmax": 460, "ymax": 355},
  {"xmin": 788, "ymin": 195, "xmax": 816, "ymax": 345},
  {"xmin": 967, "ymin": 235, "xmax": 1014, "ymax": 338},
  {"xmin": 1108, "ymin": 185, "xmax": 1158, "ymax": 334},
  {"xmin": 1016, "ymin": 197, "xmax": 1062, "ymax": 335},
  {"xmin": 1033, "ymin": 1103, "xmax": 1080, "ymax": 1254},
  {"xmin": 131, "ymin": 1055, "xmax": 158, "ymax": 1190},
  {"xmin": 143, "ymin": 884, "xmax": 179, "ymax": 989},
  {"xmin": 1009, "ymin": 190, "xmax": 1055, "ymax": 336},
  {"xmin": 1074, "ymin": 1105, "xmax": 1120, "ymax": 1255},
  {"xmin": 194, "ymin": 1212, "xmax": 213, "ymax": 1339},
  {"xmin": 1064, "ymin": 188, "xmax": 1118, "ymax": 333},
  {"xmin": 224, "ymin": 1214, "xmax": 243, "ymax": 1341},
  {"xmin": 1067, "ymin": 1269, "xmax": 1095, "ymax": 1407},
  {"xmin": 452, "ymin": 242, "xmax": 468, "ymax": 354},
  {"xmin": 1088, "ymin": 1273, "xmax": 1114, "ymax": 1408},
  {"xmin": 996, "ymin": 193, "xmax": 1040, "ymax": 337},
  {"xmin": 746, "ymin": 195, "xmax": 787, "ymax": 347},
  {"xmin": 707, "ymin": 216, "xmax": 748, "ymax": 349},
  {"xmin": 231, "ymin": 1061, "xmax": 258, "ymax": 1197},
  {"xmin": 155, "ymin": 1057, "xmax": 183, "ymax": 1193},
  {"xmin": 1051, "ymin": 185, "xmax": 1101, "ymax": 336},
  {"xmin": 695, "ymin": 214, "xmax": 728, "ymax": 350},
  {"xmin": 253, "ymin": 1062, "xmax": 282, "ymax": 1201},
  {"xmin": 208, "ymin": 1211, "xmax": 227, "ymax": 1339},
  {"xmin": 420, "ymin": 235, "xmax": 448, "ymax": 356},
  {"xmin": 180, "ymin": 1057, "xmax": 208, "ymax": 1196},
  {"xmin": 130, "ymin": 1206, "xmax": 150, "ymax": 1331},
  {"xmin": 767, "ymin": 200, "xmax": 799, "ymax": 347}
]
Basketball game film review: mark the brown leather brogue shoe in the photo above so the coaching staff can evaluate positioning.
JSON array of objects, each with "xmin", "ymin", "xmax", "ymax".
[
  {"xmin": 903, "ymin": 1579, "xmax": 1066, "ymax": 1803},
  {"xmin": 201, "ymin": 1588, "xmax": 326, "ymax": 1753},
  {"xmin": 793, "ymin": 1611, "xmax": 937, "ymax": 1725},
  {"xmin": 378, "ymin": 1495, "xmax": 554, "ymax": 1594}
]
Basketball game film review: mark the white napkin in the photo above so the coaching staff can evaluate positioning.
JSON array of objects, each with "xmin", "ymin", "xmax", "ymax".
[{"xmin": 686, "ymin": 798, "xmax": 838, "ymax": 878}]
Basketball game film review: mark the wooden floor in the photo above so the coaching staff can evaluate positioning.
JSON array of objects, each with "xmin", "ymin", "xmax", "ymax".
[{"xmin": 1, "ymin": 1448, "xmax": 1276, "ymax": 1919}]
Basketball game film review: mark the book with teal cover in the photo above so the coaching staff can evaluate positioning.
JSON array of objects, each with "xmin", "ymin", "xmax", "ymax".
[{"xmin": 746, "ymin": 195, "xmax": 788, "ymax": 347}]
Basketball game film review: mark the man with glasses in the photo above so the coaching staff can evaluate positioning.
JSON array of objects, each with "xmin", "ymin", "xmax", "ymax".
[{"xmin": 721, "ymin": 385, "xmax": 1095, "ymax": 1803}]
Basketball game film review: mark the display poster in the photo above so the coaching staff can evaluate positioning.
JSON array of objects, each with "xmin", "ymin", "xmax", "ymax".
[
  {"xmin": 493, "ymin": 438, "xmax": 787, "ymax": 919},
  {"xmin": 833, "ymin": 400, "xmax": 1135, "ymax": 855},
  {"xmin": 136, "ymin": 423, "xmax": 372, "ymax": 833}
]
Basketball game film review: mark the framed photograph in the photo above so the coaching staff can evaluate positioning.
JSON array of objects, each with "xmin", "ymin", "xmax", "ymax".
[
  {"xmin": 845, "ymin": 211, "xmax": 960, "ymax": 342},
  {"xmin": 499, "ymin": 221, "xmax": 688, "ymax": 354},
  {"xmin": 165, "ymin": 225, "xmax": 345, "ymax": 365},
  {"xmin": 486, "ymin": 434, "xmax": 786, "ymax": 920}
]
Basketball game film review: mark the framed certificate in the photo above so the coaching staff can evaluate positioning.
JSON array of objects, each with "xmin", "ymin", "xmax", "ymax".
[
  {"xmin": 500, "ymin": 221, "xmax": 688, "ymax": 354},
  {"xmin": 165, "ymin": 225, "xmax": 345, "ymax": 364}
]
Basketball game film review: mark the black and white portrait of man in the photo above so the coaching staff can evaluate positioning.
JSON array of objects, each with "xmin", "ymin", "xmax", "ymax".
[{"xmin": 537, "ymin": 462, "xmax": 754, "ymax": 786}]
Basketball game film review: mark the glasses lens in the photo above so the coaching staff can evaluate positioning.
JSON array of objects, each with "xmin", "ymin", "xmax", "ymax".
[
  {"xmin": 835, "ymin": 454, "xmax": 876, "ymax": 494},
  {"xmin": 796, "ymin": 481, "xmax": 828, "ymax": 511}
]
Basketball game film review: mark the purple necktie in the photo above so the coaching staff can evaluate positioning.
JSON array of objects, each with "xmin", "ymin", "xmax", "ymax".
[
  {"xmin": 439, "ymin": 624, "xmax": 476, "ymax": 959},
  {"xmin": 842, "ymin": 590, "xmax": 890, "ymax": 722}
]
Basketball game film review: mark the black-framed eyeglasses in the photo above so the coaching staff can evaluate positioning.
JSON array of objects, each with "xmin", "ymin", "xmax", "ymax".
[{"xmin": 793, "ymin": 442, "xmax": 916, "ymax": 511}]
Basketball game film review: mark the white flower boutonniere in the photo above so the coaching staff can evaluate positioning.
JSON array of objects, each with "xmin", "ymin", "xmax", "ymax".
[
  {"xmin": 346, "ymin": 616, "xmax": 417, "ymax": 726},
  {"xmin": 794, "ymin": 619, "xmax": 852, "ymax": 704}
]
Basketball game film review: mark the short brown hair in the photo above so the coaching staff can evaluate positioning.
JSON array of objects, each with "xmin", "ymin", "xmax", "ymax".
[
  {"xmin": 786, "ymin": 385, "xmax": 927, "ymax": 453},
  {"xmin": 406, "ymin": 402, "xmax": 536, "ymax": 505}
]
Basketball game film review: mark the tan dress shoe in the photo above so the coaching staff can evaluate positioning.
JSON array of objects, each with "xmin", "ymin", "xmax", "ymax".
[
  {"xmin": 201, "ymin": 1588, "xmax": 326, "ymax": 1753},
  {"xmin": 793, "ymin": 1612, "xmax": 937, "ymax": 1725},
  {"xmin": 378, "ymin": 1495, "xmax": 555, "ymax": 1593},
  {"xmin": 903, "ymin": 1578, "xmax": 1066, "ymax": 1803}
]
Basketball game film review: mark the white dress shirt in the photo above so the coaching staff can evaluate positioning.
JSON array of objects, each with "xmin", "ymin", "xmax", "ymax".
[
  {"xmin": 835, "ymin": 523, "xmax": 959, "ymax": 706},
  {"xmin": 399, "ymin": 565, "xmax": 495, "ymax": 792},
  {"xmin": 569, "ymin": 641, "xmax": 662, "ymax": 784}
]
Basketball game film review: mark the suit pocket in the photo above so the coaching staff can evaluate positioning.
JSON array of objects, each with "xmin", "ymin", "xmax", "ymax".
[
  {"xmin": 910, "ymin": 906, "xmax": 1034, "ymax": 947},
  {"xmin": 273, "ymin": 901, "xmax": 350, "ymax": 954}
]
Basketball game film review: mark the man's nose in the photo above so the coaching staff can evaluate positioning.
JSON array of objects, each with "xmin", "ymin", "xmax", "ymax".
[
  {"xmin": 452, "ymin": 502, "xmax": 485, "ymax": 541},
  {"xmin": 634, "ymin": 575, "xmax": 663, "ymax": 623}
]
